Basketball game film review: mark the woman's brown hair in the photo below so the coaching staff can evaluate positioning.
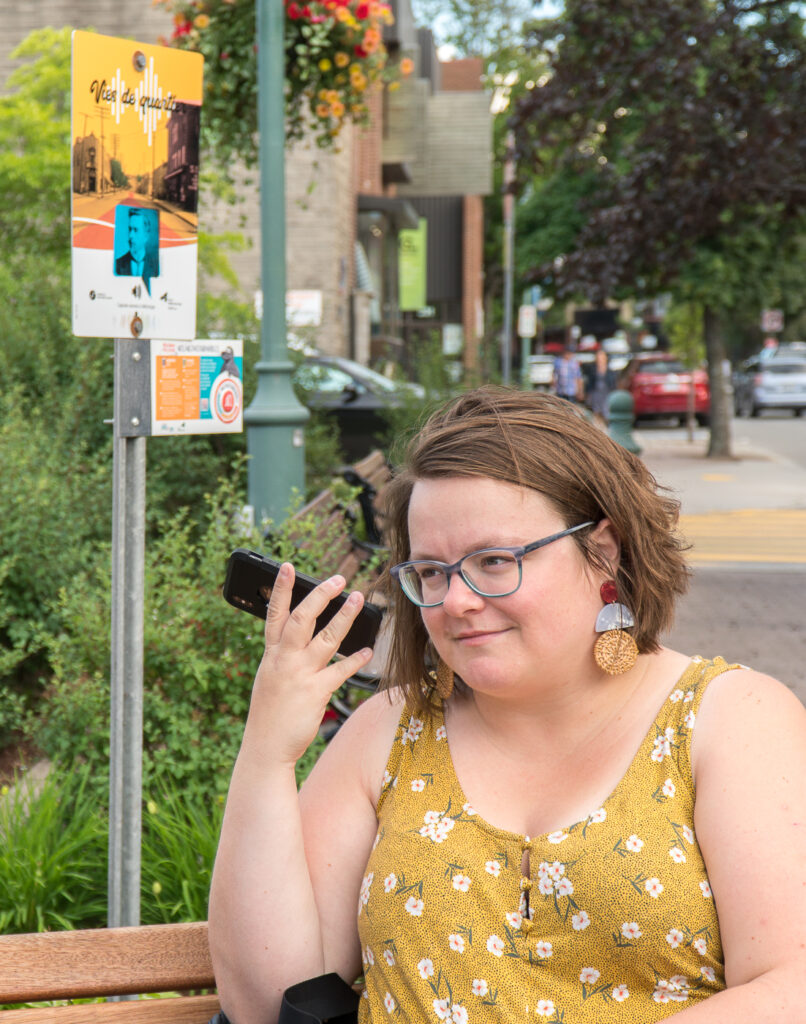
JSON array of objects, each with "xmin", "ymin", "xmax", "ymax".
[{"xmin": 378, "ymin": 386, "xmax": 691, "ymax": 714}]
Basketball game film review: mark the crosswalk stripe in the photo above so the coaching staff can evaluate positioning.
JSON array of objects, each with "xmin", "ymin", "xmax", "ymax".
[{"xmin": 678, "ymin": 509, "xmax": 806, "ymax": 563}]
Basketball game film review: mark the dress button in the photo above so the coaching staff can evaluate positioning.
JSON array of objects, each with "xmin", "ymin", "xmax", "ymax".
[{"xmin": 520, "ymin": 877, "xmax": 532, "ymax": 891}]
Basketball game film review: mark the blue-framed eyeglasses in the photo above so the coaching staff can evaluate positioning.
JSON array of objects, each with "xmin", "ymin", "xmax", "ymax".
[{"xmin": 390, "ymin": 521, "xmax": 595, "ymax": 608}]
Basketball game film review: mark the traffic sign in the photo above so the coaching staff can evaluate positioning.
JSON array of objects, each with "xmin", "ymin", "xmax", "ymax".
[
  {"xmin": 518, "ymin": 304, "xmax": 538, "ymax": 338},
  {"xmin": 761, "ymin": 309, "xmax": 784, "ymax": 333}
]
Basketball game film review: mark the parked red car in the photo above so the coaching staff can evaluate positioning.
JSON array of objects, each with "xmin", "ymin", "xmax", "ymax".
[{"xmin": 619, "ymin": 354, "xmax": 710, "ymax": 426}]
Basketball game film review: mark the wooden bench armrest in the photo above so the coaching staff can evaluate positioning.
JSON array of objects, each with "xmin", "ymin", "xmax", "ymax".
[{"xmin": 0, "ymin": 923, "xmax": 214, "ymax": 1002}]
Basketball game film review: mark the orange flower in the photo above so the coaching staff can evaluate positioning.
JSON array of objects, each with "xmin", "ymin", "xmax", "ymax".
[
  {"xmin": 193, "ymin": 13, "xmax": 210, "ymax": 28},
  {"xmin": 399, "ymin": 56, "xmax": 414, "ymax": 76},
  {"xmin": 316, "ymin": 103, "xmax": 331, "ymax": 118},
  {"xmin": 330, "ymin": 99, "xmax": 345, "ymax": 117},
  {"xmin": 335, "ymin": 51, "xmax": 350, "ymax": 67},
  {"xmin": 362, "ymin": 27, "xmax": 381, "ymax": 53}
]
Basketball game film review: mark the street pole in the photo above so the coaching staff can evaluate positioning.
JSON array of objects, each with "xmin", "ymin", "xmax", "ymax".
[
  {"xmin": 246, "ymin": 0, "xmax": 309, "ymax": 527},
  {"xmin": 501, "ymin": 131, "xmax": 515, "ymax": 385},
  {"xmin": 108, "ymin": 340, "xmax": 147, "ymax": 936}
]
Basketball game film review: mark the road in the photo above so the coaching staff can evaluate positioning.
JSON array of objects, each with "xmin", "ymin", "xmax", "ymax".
[
  {"xmin": 637, "ymin": 416, "xmax": 806, "ymax": 704},
  {"xmin": 731, "ymin": 412, "xmax": 806, "ymax": 471}
]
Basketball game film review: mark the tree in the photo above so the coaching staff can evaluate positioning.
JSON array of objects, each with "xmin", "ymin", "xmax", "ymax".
[
  {"xmin": 411, "ymin": 0, "xmax": 538, "ymax": 63},
  {"xmin": 508, "ymin": 0, "xmax": 806, "ymax": 456}
]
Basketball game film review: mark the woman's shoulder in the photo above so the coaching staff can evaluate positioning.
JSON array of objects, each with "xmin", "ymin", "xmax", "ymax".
[
  {"xmin": 320, "ymin": 688, "xmax": 409, "ymax": 796},
  {"xmin": 692, "ymin": 661, "xmax": 806, "ymax": 772}
]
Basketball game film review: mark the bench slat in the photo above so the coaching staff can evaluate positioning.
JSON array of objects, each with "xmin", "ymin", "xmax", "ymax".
[
  {"xmin": 0, "ymin": 994, "xmax": 219, "ymax": 1024},
  {"xmin": 0, "ymin": 924, "xmax": 214, "ymax": 1002}
]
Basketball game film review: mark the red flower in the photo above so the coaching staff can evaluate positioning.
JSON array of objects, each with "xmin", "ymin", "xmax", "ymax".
[
  {"xmin": 355, "ymin": 1, "xmax": 370, "ymax": 16},
  {"xmin": 354, "ymin": 43, "xmax": 368, "ymax": 57},
  {"xmin": 287, "ymin": 1, "xmax": 302, "ymax": 18},
  {"xmin": 301, "ymin": 4, "xmax": 312, "ymax": 15},
  {"xmin": 171, "ymin": 20, "xmax": 192, "ymax": 37}
]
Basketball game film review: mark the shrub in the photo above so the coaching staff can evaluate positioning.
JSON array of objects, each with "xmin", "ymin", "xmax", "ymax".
[
  {"xmin": 31, "ymin": 463, "xmax": 362, "ymax": 803},
  {"xmin": 0, "ymin": 767, "xmax": 107, "ymax": 932}
]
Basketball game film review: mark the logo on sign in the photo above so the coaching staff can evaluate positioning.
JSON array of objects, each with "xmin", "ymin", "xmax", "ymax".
[{"xmin": 211, "ymin": 376, "xmax": 242, "ymax": 425}]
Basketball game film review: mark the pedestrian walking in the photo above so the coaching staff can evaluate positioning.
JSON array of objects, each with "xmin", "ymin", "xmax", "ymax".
[
  {"xmin": 587, "ymin": 346, "xmax": 618, "ymax": 426},
  {"xmin": 552, "ymin": 346, "xmax": 585, "ymax": 403}
]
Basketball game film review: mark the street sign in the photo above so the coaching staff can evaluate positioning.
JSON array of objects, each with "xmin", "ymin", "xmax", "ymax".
[
  {"xmin": 517, "ymin": 304, "xmax": 538, "ymax": 338},
  {"xmin": 761, "ymin": 309, "xmax": 784, "ymax": 333},
  {"xmin": 151, "ymin": 339, "xmax": 244, "ymax": 436},
  {"xmin": 71, "ymin": 31, "xmax": 203, "ymax": 339}
]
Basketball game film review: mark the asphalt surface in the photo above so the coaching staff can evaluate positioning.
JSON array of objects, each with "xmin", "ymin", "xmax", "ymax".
[{"xmin": 636, "ymin": 425, "xmax": 806, "ymax": 704}]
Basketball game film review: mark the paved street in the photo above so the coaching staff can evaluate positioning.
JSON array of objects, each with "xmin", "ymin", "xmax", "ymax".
[{"xmin": 636, "ymin": 420, "xmax": 806, "ymax": 704}]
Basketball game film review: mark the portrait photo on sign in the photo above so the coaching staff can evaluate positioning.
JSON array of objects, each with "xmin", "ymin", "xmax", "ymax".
[{"xmin": 113, "ymin": 205, "xmax": 160, "ymax": 295}]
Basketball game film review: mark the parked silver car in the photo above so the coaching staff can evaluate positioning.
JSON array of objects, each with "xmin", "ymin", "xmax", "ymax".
[{"xmin": 734, "ymin": 356, "xmax": 806, "ymax": 417}]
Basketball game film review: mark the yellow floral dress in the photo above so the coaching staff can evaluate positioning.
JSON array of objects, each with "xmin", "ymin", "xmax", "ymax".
[{"xmin": 356, "ymin": 656, "xmax": 739, "ymax": 1023}]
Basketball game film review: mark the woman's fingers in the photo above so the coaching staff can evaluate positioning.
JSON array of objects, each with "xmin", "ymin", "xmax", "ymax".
[
  {"xmin": 263, "ymin": 565, "xmax": 372, "ymax": 661},
  {"xmin": 263, "ymin": 561, "xmax": 296, "ymax": 645}
]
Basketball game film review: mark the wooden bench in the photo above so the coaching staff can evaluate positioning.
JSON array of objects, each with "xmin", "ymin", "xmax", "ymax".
[
  {"xmin": 273, "ymin": 448, "xmax": 392, "ymax": 591},
  {"xmin": 0, "ymin": 922, "xmax": 217, "ymax": 1022},
  {"xmin": 0, "ymin": 452, "xmax": 395, "ymax": 1022}
]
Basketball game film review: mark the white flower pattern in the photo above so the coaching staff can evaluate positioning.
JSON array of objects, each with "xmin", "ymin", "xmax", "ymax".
[{"xmin": 355, "ymin": 657, "xmax": 733, "ymax": 1022}]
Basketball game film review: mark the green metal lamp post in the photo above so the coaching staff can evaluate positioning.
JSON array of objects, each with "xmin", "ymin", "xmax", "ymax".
[{"xmin": 246, "ymin": 0, "xmax": 309, "ymax": 527}]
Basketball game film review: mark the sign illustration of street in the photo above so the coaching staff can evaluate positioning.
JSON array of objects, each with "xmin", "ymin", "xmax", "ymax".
[{"xmin": 71, "ymin": 31, "xmax": 203, "ymax": 339}]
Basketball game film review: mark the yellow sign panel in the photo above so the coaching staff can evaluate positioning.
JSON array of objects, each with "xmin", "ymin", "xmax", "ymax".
[{"xmin": 71, "ymin": 31, "xmax": 203, "ymax": 339}]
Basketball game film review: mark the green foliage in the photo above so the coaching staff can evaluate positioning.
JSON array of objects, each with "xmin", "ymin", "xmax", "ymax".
[
  {"xmin": 0, "ymin": 768, "xmax": 107, "ymax": 932},
  {"xmin": 31, "ymin": 464, "xmax": 368, "ymax": 802},
  {"xmin": 160, "ymin": 0, "xmax": 401, "ymax": 168},
  {"xmin": 140, "ymin": 785, "xmax": 224, "ymax": 924},
  {"xmin": 0, "ymin": 29, "xmax": 72, "ymax": 259},
  {"xmin": 375, "ymin": 333, "xmax": 457, "ymax": 463},
  {"xmin": 0, "ymin": 384, "xmax": 110, "ymax": 689},
  {"xmin": 663, "ymin": 301, "xmax": 705, "ymax": 367}
]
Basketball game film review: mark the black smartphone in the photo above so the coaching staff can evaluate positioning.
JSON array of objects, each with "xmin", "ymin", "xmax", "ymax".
[{"xmin": 222, "ymin": 548, "xmax": 383, "ymax": 656}]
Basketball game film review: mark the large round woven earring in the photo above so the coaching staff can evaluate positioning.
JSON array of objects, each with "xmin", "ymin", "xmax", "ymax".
[
  {"xmin": 593, "ymin": 580, "xmax": 638, "ymax": 675},
  {"xmin": 435, "ymin": 659, "xmax": 455, "ymax": 700}
]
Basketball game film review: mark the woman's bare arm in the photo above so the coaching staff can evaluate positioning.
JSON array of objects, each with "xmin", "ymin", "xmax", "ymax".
[{"xmin": 208, "ymin": 564, "xmax": 398, "ymax": 1024}]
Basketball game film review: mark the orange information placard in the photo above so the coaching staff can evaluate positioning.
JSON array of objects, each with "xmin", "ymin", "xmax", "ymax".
[
  {"xmin": 151, "ymin": 339, "xmax": 243, "ymax": 435},
  {"xmin": 155, "ymin": 354, "xmax": 201, "ymax": 421}
]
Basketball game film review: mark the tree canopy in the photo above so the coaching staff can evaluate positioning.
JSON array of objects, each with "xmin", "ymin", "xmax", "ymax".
[{"xmin": 508, "ymin": 0, "xmax": 806, "ymax": 308}]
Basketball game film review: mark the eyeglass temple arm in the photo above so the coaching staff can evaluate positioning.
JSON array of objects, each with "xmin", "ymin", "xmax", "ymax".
[{"xmin": 523, "ymin": 520, "xmax": 595, "ymax": 554}]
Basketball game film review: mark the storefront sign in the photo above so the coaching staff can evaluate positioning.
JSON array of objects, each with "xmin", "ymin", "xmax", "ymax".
[{"xmin": 399, "ymin": 217, "xmax": 427, "ymax": 311}]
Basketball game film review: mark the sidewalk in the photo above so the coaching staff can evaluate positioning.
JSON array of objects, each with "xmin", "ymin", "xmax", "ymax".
[
  {"xmin": 635, "ymin": 427, "xmax": 806, "ymax": 515},
  {"xmin": 633, "ymin": 426, "xmax": 806, "ymax": 703}
]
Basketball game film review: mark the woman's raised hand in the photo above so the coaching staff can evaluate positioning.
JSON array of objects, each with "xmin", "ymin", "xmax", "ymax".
[{"xmin": 245, "ymin": 562, "xmax": 375, "ymax": 767}]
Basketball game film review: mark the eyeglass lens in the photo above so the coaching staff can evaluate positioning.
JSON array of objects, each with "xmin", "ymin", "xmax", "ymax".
[{"xmin": 399, "ymin": 549, "xmax": 521, "ymax": 605}]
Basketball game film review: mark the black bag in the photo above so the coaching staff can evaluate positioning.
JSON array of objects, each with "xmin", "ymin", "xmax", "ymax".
[
  {"xmin": 207, "ymin": 972, "xmax": 360, "ymax": 1024},
  {"xmin": 279, "ymin": 973, "xmax": 360, "ymax": 1023}
]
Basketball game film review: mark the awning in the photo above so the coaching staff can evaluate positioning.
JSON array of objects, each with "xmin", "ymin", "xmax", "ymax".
[{"xmin": 357, "ymin": 194, "xmax": 419, "ymax": 231}]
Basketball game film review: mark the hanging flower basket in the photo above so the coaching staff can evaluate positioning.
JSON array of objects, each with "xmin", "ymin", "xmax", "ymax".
[{"xmin": 156, "ymin": 0, "xmax": 413, "ymax": 163}]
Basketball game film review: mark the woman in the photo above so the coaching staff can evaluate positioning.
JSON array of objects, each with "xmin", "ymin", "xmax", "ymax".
[
  {"xmin": 586, "ymin": 345, "xmax": 617, "ymax": 426},
  {"xmin": 209, "ymin": 387, "xmax": 806, "ymax": 1023}
]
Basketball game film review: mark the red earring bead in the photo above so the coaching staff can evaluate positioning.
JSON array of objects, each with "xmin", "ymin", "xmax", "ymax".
[{"xmin": 600, "ymin": 580, "xmax": 618, "ymax": 604}]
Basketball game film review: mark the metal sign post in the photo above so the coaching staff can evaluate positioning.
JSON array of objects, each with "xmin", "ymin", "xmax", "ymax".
[
  {"xmin": 108, "ymin": 339, "xmax": 149, "ymax": 929},
  {"xmin": 71, "ymin": 32, "xmax": 204, "ymax": 931}
]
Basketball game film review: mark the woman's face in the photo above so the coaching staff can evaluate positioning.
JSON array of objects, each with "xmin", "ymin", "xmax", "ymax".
[{"xmin": 407, "ymin": 476, "xmax": 611, "ymax": 699}]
